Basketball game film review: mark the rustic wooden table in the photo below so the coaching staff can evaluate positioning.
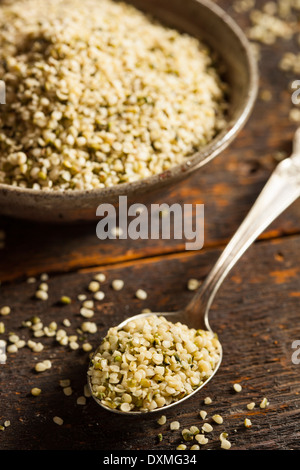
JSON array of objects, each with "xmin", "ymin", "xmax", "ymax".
[{"xmin": 1, "ymin": 0, "xmax": 300, "ymax": 451}]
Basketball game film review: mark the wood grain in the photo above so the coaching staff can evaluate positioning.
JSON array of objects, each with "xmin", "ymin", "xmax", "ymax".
[
  {"xmin": 0, "ymin": 0, "xmax": 300, "ymax": 451},
  {"xmin": 0, "ymin": 236, "xmax": 300, "ymax": 450}
]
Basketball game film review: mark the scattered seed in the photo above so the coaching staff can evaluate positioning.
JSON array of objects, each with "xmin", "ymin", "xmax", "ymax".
[
  {"xmin": 89, "ymin": 315, "xmax": 221, "ymax": 412},
  {"xmin": 27, "ymin": 340, "xmax": 44, "ymax": 352},
  {"xmin": 170, "ymin": 421, "xmax": 180, "ymax": 431},
  {"xmin": 190, "ymin": 426, "xmax": 200, "ymax": 435},
  {"xmin": 82, "ymin": 342, "xmax": 93, "ymax": 352},
  {"xmin": 88, "ymin": 281, "xmax": 100, "ymax": 293},
  {"xmin": 35, "ymin": 290, "xmax": 48, "ymax": 301},
  {"xmin": 204, "ymin": 396, "xmax": 212, "ymax": 405},
  {"xmin": 202, "ymin": 422, "xmax": 213, "ymax": 433},
  {"xmin": 135, "ymin": 289, "xmax": 147, "ymax": 300},
  {"xmin": 93, "ymin": 273, "xmax": 106, "ymax": 283},
  {"xmin": 187, "ymin": 278, "xmax": 200, "ymax": 291},
  {"xmin": 59, "ymin": 379, "xmax": 71, "ymax": 387},
  {"xmin": 212, "ymin": 414, "xmax": 223, "ymax": 424},
  {"xmin": 77, "ymin": 396, "xmax": 86, "ymax": 405},
  {"xmin": 82, "ymin": 300, "xmax": 94, "ymax": 309},
  {"xmin": 247, "ymin": 402, "xmax": 255, "ymax": 410},
  {"xmin": 84, "ymin": 384, "xmax": 91, "ymax": 398},
  {"xmin": 176, "ymin": 444, "xmax": 187, "ymax": 450},
  {"xmin": 80, "ymin": 307, "xmax": 94, "ymax": 318},
  {"xmin": 117, "ymin": 402, "xmax": 129, "ymax": 412},
  {"xmin": 8, "ymin": 334, "xmax": 19, "ymax": 343},
  {"xmin": 182, "ymin": 429, "xmax": 194, "ymax": 441},
  {"xmin": 77, "ymin": 294, "xmax": 87, "ymax": 301},
  {"xmin": 220, "ymin": 432, "xmax": 231, "ymax": 449},
  {"xmin": 111, "ymin": 226, "xmax": 124, "ymax": 238},
  {"xmin": 35, "ymin": 362, "xmax": 47, "ymax": 372},
  {"xmin": 59, "ymin": 336, "xmax": 69, "ymax": 346},
  {"xmin": 81, "ymin": 321, "xmax": 97, "ymax": 334},
  {"xmin": 195, "ymin": 434, "xmax": 208, "ymax": 445},
  {"xmin": 244, "ymin": 418, "xmax": 252, "ymax": 428},
  {"xmin": 93, "ymin": 291, "xmax": 105, "ymax": 301},
  {"xmin": 157, "ymin": 415, "xmax": 167, "ymax": 425},
  {"xmin": 289, "ymin": 108, "xmax": 300, "ymax": 123},
  {"xmin": 0, "ymin": 306, "xmax": 11, "ymax": 316},
  {"xmin": 31, "ymin": 321, "xmax": 43, "ymax": 331},
  {"xmin": 260, "ymin": 89, "xmax": 273, "ymax": 101},
  {"xmin": 220, "ymin": 438, "xmax": 231, "ymax": 450},
  {"xmin": 63, "ymin": 387, "xmax": 73, "ymax": 396},
  {"xmin": 260, "ymin": 397, "xmax": 269, "ymax": 409},
  {"xmin": 69, "ymin": 341, "xmax": 79, "ymax": 350},
  {"xmin": 7, "ymin": 344, "xmax": 18, "ymax": 353}
]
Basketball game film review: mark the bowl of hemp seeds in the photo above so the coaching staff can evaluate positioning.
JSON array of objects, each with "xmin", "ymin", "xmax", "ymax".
[{"xmin": 0, "ymin": 0, "xmax": 258, "ymax": 222}]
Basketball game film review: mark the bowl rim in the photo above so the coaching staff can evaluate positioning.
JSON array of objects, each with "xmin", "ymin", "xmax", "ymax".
[{"xmin": 0, "ymin": 0, "xmax": 259, "ymax": 201}]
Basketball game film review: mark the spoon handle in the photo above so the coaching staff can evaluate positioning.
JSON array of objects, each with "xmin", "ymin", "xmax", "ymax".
[{"xmin": 185, "ymin": 129, "xmax": 300, "ymax": 330}]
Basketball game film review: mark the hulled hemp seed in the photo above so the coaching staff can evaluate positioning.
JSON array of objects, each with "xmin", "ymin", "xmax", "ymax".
[
  {"xmin": 0, "ymin": 0, "xmax": 227, "ymax": 191},
  {"xmin": 53, "ymin": 416, "xmax": 64, "ymax": 426},
  {"xmin": 88, "ymin": 315, "xmax": 221, "ymax": 412},
  {"xmin": 0, "ymin": 306, "xmax": 11, "ymax": 316},
  {"xmin": 135, "ymin": 289, "xmax": 148, "ymax": 300},
  {"xmin": 157, "ymin": 415, "xmax": 167, "ymax": 426},
  {"xmin": 170, "ymin": 421, "xmax": 180, "ymax": 431},
  {"xmin": 111, "ymin": 280, "xmax": 124, "ymax": 291},
  {"xmin": 212, "ymin": 414, "xmax": 223, "ymax": 424},
  {"xmin": 244, "ymin": 418, "xmax": 252, "ymax": 428}
]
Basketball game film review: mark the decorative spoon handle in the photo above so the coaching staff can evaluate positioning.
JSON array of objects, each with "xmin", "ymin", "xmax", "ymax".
[{"xmin": 185, "ymin": 129, "xmax": 300, "ymax": 330}]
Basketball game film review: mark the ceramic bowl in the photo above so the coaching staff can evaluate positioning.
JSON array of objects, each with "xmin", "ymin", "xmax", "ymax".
[{"xmin": 0, "ymin": 0, "xmax": 258, "ymax": 223}]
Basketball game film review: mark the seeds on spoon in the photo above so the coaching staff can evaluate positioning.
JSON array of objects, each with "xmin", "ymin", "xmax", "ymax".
[{"xmin": 88, "ymin": 314, "xmax": 221, "ymax": 412}]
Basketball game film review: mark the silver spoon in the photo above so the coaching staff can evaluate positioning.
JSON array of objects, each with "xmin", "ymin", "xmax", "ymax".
[{"xmin": 88, "ymin": 128, "xmax": 300, "ymax": 415}]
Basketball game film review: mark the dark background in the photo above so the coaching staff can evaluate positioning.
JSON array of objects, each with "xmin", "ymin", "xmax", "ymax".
[{"xmin": 1, "ymin": 0, "xmax": 300, "ymax": 450}]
